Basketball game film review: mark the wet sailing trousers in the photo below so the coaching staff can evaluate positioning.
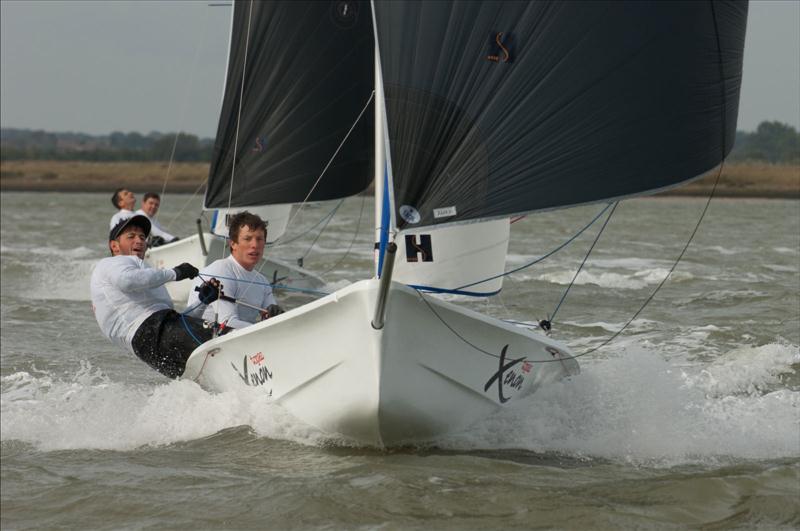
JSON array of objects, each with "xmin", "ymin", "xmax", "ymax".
[{"xmin": 131, "ymin": 309, "xmax": 214, "ymax": 379}]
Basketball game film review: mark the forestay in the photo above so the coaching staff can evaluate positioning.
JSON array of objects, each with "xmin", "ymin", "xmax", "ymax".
[
  {"xmin": 206, "ymin": 0, "xmax": 375, "ymax": 209},
  {"xmin": 373, "ymin": 0, "xmax": 748, "ymax": 230}
]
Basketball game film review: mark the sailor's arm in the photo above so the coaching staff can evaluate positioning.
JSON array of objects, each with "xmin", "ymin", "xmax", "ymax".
[
  {"xmin": 114, "ymin": 263, "xmax": 175, "ymax": 292},
  {"xmin": 150, "ymin": 221, "xmax": 177, "ymax": 242},
  {"xmin": 113, "ymin": 261, "xmax": 197, "ymax": 292}
]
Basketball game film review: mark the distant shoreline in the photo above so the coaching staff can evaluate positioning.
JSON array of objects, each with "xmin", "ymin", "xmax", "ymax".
[{"xmin": 1, "ymin": 160, "xmax": 798, "ymax": 199}]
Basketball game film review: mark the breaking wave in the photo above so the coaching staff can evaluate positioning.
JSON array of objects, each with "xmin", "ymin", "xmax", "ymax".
[{"xmin": 2, "ymin": 342, "xmax": 798, "ymax": 467}]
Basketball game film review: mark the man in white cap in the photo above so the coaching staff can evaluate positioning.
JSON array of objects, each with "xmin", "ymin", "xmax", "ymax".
[{"xmin": 90, "ymin": 214, "xmax": 219, "ymax": 378}]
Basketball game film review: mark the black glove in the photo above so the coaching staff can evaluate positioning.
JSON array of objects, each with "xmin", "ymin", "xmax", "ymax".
[
  {"xmin": 195, "ymin": 282, "xmax": 220, "ymax": 304},
  {"xmin": 173, "ymin": 262, "xmax": 199, "ymax": 281},
  {"xmin": 266, "ymin": 304, "xmax": 285, "ymax": 318}
]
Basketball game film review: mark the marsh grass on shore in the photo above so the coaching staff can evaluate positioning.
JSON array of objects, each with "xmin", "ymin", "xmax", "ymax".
[{"xmin": 0, "ymin": 160, "xmax": 798, "ymax": 198}]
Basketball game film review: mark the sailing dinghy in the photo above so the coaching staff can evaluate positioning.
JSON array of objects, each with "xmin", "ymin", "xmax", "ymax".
[{"xmin": 182, "ymin": 0, "xmax": 747, "ymax": 446}]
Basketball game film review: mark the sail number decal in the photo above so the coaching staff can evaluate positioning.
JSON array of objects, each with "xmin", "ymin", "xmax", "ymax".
[
  {"xmin": 251, "ymin": 135, "xmax": 268, "ymax": 153},
  {"xmin": 487, "ymin": 32, "xmax": 513, "ymax": 63},
  {"xmin": 231, "ymin": 351, "xmax": 273, "ymax": 393},
  {"xmin": 405, "ymin": 234, "xmax": 434, "ymax": 263}
]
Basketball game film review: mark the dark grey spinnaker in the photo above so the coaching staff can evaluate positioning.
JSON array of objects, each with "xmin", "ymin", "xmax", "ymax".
[
  {"xmin": 205, "ymin": 0, "xmax": 374, "ymax": 209},
  {"xmin": 373, "ymin": 0, "xmax": 748, "ymax": 229}
]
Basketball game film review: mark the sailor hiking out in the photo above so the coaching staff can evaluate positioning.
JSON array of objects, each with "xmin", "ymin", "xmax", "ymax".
[{"xmin": 90, "ymin": 215, "xmax": 220, "ymax": 378}]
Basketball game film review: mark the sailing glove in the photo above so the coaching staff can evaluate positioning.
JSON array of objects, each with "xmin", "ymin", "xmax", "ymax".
[
  {"xmin": 173, "ymin": 263, "xmax": 199, "ymax": 281},
  {"xmin": 266, "ymin": 304, "xmax": 285, "ymax": 318},
  {"xmin": 195, "ymin": 281, "xmax": 220, "ymax": 304}
]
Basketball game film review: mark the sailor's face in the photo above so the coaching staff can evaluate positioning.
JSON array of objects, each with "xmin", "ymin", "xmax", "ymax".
[
  {"xmin": 110, "ymin": 226, "xmax": 148, "ymax": 259},
  {"xmin": 142, "ymin": 197, "xmax": 160, "ymax": 217},
  {"xmin": 120, "ymin": 189, "xmax": 135, "ymax": 211},
  {"xmin": 230, "ymin": 225, "xmax": 266, "ymax": 271}
]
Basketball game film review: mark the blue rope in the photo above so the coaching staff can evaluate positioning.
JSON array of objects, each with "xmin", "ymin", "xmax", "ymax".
[
  {"xmin": 454, "ymin": 203, "xmax": 613, "ymax": 291},
  {"xmin": 180, "ymin": 313, "xmax": 204, "ymax": 345},
  {"xmin": 181, "ymin": 300, "xmax": 205, "ymax": 315}
]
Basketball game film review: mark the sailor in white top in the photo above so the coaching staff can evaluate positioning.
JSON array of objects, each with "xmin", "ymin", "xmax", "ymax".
[
  {"xmin": 109, "ymin": 187, "xmax": 136, "ymax": 229},
  {"xmin": 186, "ymin": 211, "xmax": 283, "ymax": 329},
  {"xmin": 90, "ymin": 215, "xmax": 218, "ymax": 378},
  {"xmin": 136, "ymin": 192, "xmax": 178, "ymax": 245}
]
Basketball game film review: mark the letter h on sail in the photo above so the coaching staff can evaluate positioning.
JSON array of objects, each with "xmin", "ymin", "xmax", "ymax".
[{"xmin": 405, "ymin": 234, "xmax": 433, "ymax": 262}]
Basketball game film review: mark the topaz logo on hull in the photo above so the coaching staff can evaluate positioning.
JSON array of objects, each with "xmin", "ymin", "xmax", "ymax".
[
  {"xmin": 483, "ymin": 344, "xmax": 527, "ymax": 404},
  {"xmin": 232, "ymin": 354, "xmax": 273, "ymax": 392}
]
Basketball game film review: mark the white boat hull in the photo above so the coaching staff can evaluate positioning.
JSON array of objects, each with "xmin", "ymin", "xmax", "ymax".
[
  {"xmin": 145, "ymin": 234, "xmax": 327, "ymax": 302},
  {"xmin": 183, "ymin": 279, "xmax": 578, "ymax": 446}
]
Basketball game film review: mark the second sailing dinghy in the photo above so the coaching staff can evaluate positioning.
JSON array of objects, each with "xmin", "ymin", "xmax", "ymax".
[{"xmin": 183, "ymin": 0, "xmax": 747, "ymax": 446}]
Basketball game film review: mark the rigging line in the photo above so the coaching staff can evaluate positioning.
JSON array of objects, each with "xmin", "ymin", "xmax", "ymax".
[
  {"xmin": 196, "ymin": 272, "xmax": 330, "ymax": 296},
  {"xmin": 455, "ymin": 203, "xmax": 613, "ymax": 291},
  {"xmin": 550, "ymin": 201, "xmax": 619, "ymax": 324},
  {"xmin": 157, "ymin": 2, "xmax": 211, "ymax": 220},
  {"xmin": 300, "ymin": 199, "xmax": 345, "ymax": 260},
  {"xmin": 320, "ymin": 193, "xmax": 368, "ymax": 275},
  {"xmin": 282, "ymin": 90, "xmax": 376, "ymax": 231},
  {"xmin": 579, "ymin": 165, "xmax": 724, "ymax": 357},
  {"xmin": 165, "ymin": 177, "xmax": 209, "ymax": 228},
  {"xmin": 414, "ymin": 285, "xmax": 601, "ymax": 365},
  {"xmin": 224, "ymin": 0, "xmax": 255, "ymax": 252},
  {"xmin": 414, "ymin": 289, "xmax": 511, "ymax": 362},
  {"xmin": 269, "ymin": 199, "xmax": 344, "ymax": 247},
  {"xmin": 578, "ymin": 0, "xmax": 731, "ymax": 358}
]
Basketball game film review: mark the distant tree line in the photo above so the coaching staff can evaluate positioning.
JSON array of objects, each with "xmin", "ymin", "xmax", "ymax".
[
  {"xmin": 1, "ymin": 120, "xmax": 798, "ymax": 163},
  {"xmin": 728, "ymin": 121, "xmax": 800, "ymax": 164},
  {"xmin": 0, "ymin": 129, "xmax": 214, "ymax": 162}
]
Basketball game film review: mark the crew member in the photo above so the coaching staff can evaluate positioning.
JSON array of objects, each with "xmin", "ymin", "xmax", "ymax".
[
  {"xmin": 90, "ymin": 215, "xmax": 219, "ymax": 378},
  {"xmin": 186, "ymin": 211, "xmax": 283, "ymax": 329},
  {"xmin": 109, "ymin": 188, "xmax": 135, "ymax": 229},
  {"xmin": 136, "ymin": 192, "xmax": 178, "ymax": 246}
]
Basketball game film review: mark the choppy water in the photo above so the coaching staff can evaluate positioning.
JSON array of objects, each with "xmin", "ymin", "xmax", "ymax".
[{"xmin": 1, "ymin": 191, "xmax": 798, "ymax": 529}]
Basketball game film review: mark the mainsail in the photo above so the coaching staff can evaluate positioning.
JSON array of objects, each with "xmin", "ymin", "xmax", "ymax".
[
  {"xmin": 373, "ymin": 1, "xmax": 748, "ymax": 230},
  {"xmin": 205, "ymin": 0, "xmax": 374, "ymax": 209}
]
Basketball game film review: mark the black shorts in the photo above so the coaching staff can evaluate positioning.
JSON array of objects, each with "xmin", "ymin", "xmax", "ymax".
[{"xmin": 131, "ymin": 309, "xmax": 215, "ymax": 379}]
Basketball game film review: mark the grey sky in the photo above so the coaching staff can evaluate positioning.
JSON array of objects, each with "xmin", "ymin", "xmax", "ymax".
[{"xmin": 1, "ymin": 0, "xmax": 798, "ymax": 138}]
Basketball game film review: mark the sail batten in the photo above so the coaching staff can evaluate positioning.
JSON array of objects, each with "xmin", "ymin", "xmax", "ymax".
[
  {"xmin": 205, "ymin": 0, "xmax": 374, "ymax": 209},
  {"xmin": 373, "ymin": 0, "xmax": 748, "ymax": 230}
]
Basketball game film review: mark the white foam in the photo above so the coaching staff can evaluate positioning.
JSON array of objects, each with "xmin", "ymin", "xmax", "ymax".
[
  {"xmin": 0, "ymin": 362, "xmax": 328, "ymax": 452},
  {"xmin": 537, "ymin": 268, "xmax": 693, "ymax": 289},
  {"xmin": 705, "ymin": 245, "xmax": 747, "ymax": 256},
  {"xmin": 2, "ymin": 345, "xmax": 798, "ymax": 464},
  {"xmin": 684, "ymin": 342, "xmax": 800, "ymax": 397},
  {"xmin": 438, "ymin": 344, "xmax": 800, "ymax": 466}
]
